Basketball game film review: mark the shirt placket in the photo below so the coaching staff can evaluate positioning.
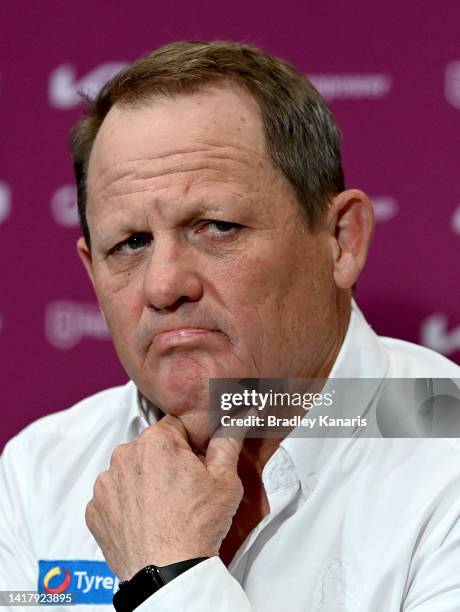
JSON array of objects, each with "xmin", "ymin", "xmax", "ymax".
[{"xmin": 229, "ymin": 447, "xmax": 300, "ymax": 577}]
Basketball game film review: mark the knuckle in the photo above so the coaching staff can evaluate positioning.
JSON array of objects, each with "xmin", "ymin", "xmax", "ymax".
[
  {"xmin": 139, "ymin": 423, "xmax": 162, "ymax": 442},
  {"xmin": 93, "ymin": 470, "xmax": 108, "ymax": 498},
  {"xmin": 140, "ymin": 423, "xmax": 175, "ymax": 452},
  {"xmin": 228, "ymin": 476, "xmax": 244, "ymax": 500},
  {"xmin": 214, "ymin": 471, "xmax": 243, "ymax": 500},
  {"xmin": 224, "ymin": 474, "xmax": 244, "ymax": 500},
  {"xmin": 138, "ymin": 423, "xmax": 155, "ymax": 440},
  {"xmin": 110, "ymin": 443, "xmax": 127, "ymax": 466},
  {"xmin": 85, "ymin": 500, "xmax": 95, "ymax": 529},
  {"xmin": 234, "ymin": 477, "xmax": 244, "ymax": 498},
  {"xmin": 158, "ymin": 418, "xmax": 182, "ymax": 439}
]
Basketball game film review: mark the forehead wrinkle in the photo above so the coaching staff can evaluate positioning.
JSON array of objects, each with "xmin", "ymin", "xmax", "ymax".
[
  {"xmin": 101, "ymin": 177, "xmax": 247, "ymax": 205},
  {"xmin": 90, "ymin": 155, "xmax": 267, "ymax": 212},
  {"xmin": 97, "ymin": 139, "xmax": 264, "ymax": 175},
  {"xmin": 88, "ymin": 140, "xmax": 267, "ymax": 197}
]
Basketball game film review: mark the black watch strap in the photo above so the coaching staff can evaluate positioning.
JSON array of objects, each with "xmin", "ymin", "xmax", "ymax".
[{"xmin": 113, "ymin": 557, "xmax": 209, "ymax": 612}]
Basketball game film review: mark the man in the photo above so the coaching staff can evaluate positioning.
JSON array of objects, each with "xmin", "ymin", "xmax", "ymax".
[{"xmin": 1, "ymin": 41, "xmax": 459, "ymax": 611}]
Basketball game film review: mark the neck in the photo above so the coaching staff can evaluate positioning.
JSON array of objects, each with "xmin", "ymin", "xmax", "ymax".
[{"xmin": 239, "ymin": 293, "xmax": 351, "ymax": 477}]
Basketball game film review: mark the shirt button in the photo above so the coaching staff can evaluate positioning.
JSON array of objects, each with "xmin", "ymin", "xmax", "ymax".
[{"xmin": 306, "ymin": 474, "xmax": 318, "ymax": 490}]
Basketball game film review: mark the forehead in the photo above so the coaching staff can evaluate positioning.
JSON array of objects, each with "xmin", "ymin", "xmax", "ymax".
[{"xmin": 87, "ymin": 82, "xmax": 269, "ymax": 181}]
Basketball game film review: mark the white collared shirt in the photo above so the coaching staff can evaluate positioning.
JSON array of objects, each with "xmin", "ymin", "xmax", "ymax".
[{"xmin": 1, "ymin": 301, "xmax": 460, "ymax": 611}]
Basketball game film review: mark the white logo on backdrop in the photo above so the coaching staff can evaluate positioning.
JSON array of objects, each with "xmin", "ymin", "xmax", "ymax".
[
  {"xmin": 309, "ymin": 74, "xmax": 392, "ymax": 101},
  {"xmin": 371, "ymin": 197, "xmax": 398, "ymax": 222},
  {"xmin": 48, "ymin": 64, "xmax": 392, "ymax": 107},
  {"xmin": 51, "ymin": 184, "xmax": 79, "ymax": 226},
  {"xmin": 49, "ymin": 62, "xmax": 128, "ymax": 109},
  {"xmin": 452, "ymin": 204, "xmax": 460, "ymax": 235},
  {"xmin": 45, "ymin": 301, "xmax": 110, "ymax": 350},
  {"xmin": 420, "ymin": 314, "xmax": 460, "ymax": 355},
  {"xmin": 0, "ymin": 182, "xmax": 11, "ymax": 224},
  {"xmin": 445, "ymin": 61, "xmax": 460, "ymax": 109}
]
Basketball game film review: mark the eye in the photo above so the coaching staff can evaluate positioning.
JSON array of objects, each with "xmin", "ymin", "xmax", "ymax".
[
  {"xmin": 198, "ymin": 221, "xmax": 241, "ymax": 237},
  {"xmin": 114, "ymin": 232, "xmax": 152, "ymax": 253},
  {"xmin": 211, "ymin": 221, "xmax": 235, "ymax": 232}
]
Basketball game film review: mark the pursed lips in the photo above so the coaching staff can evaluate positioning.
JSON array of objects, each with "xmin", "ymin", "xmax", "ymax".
[{"xmin": 152, "ymin": 326, "xmax": 223, "ymax": 351}]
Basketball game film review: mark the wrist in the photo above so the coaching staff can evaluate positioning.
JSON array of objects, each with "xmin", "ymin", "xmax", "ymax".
[{"xmin": 113, "ymin": 557, "xmax": 210, "ymax": 612}]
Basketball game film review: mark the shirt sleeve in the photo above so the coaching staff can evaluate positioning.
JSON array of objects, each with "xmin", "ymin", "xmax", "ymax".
[
  {"xmin": 403, "ymin": 477, "xmax": 460, "ymax": 611},
  {"xmin": 136, "ymin": 557, "xmax": 254, "ymax": 612},
  {"xmin": 402, "ymin": 543, "xmax": 460, "ymax": 611},
  {"xmin": 0, "ymin": 435, "xmax": 37, "ymax": 590}
]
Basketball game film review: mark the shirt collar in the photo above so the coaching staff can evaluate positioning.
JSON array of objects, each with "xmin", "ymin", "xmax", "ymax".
[
  {"xmin": 123, "ymin": 384, "xmax": 160, "ymax": 440},
  {"xmin": 327, "ymin": 298, "xmax": 389, "ymax": 379},
  {"xmin": 279, "ymin": 298, "xmax": 389, "ymax": 491}
]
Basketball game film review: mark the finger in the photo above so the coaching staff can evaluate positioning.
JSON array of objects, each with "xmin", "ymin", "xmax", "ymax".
[
  {"xmin": 205, "ymin": 434, "xmax": 245, "ymax": 474},
  {"xmin": 153, "ymin": 414, "xmax": 192, "ymax": 450},
  {"xmin": 205, "ymin": 405, "xmax": 259, "ymax": 473}
]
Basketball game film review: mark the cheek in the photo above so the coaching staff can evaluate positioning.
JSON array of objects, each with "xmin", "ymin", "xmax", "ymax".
[
  {"xmin": 230, "ymin": 249, "xmax": 302, "ymax": 310},
  {"xmin": 215, "ymin": 257, "xmax": 279, "ymax": 342},
  {"xmin": 94, "ymin": 275, "xmax": 144, "ymax": 340},
  {"xmin": 235, "ymin": 240, "xmax": 329, "ymax": 332},
  {"xmin": 215, "ymin": 254, "xmax": 292, "ymax": 354}
]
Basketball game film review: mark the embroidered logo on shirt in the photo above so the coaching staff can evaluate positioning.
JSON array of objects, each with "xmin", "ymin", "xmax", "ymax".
[
  {"xmin": 38, "ymin": 560, "xmax": 117, "ymax": 604},
  {"xmin": 313, "ymin": 558, "xmax": 361, "ymax": 609}
]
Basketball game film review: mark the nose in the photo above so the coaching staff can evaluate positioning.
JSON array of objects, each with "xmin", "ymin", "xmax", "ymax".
[{"xmin": 143, "ymin": 234, "xmax": 203, "ymax": 312}]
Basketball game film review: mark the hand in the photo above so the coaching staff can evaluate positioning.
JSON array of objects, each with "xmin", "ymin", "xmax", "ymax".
[{"xmin": 85, "ymin": 415, "xmax": 244, "ymax": 580}]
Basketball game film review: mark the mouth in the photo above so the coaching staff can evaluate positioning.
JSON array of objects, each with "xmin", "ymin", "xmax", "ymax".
[{"xmin": 153, "ymin": 327, "xmax": 224, "ymax": 351}]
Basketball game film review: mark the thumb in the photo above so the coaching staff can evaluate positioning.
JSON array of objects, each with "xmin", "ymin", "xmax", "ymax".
[
  {"xmin": 205, "ymin": 405, "xmax": 258, "ymax": 475},
  {"xmin": 205, "ymin": 434, "xmax": 244, "ymax": 476}
]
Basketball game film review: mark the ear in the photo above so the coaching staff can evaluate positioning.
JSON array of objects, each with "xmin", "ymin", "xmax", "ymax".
[
  {"xmin": 76, "ymin": 236, "xmax": 96, "ymax": 291},
  {"xmin": 77, "ymin": 236, "xmax": 107, "ymax": 324},
  {"xmin": 327, "ymin": 189, "xmax": 375, "ymax": 289}
]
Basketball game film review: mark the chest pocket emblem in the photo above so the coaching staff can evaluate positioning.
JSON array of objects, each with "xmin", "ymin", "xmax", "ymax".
[{"xmin": 314, "ymin": 558, "xmax": 361, "ymax": 609}]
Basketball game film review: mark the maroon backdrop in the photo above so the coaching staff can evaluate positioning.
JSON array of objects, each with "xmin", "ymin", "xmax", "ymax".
[{"xmin": 1, "ymin": 1, "xmax": 459, "ymax": 452}]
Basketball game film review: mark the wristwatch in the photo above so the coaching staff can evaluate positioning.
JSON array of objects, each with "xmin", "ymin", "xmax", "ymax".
[{"xmin": 113, "ymin": 557, "xmax": 209, "ymax": 611}]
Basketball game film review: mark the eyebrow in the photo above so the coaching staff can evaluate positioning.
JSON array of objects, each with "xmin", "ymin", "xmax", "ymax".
[{"xmin": 91, "ymin": 197, "xmax": 246, "ymax": 246}]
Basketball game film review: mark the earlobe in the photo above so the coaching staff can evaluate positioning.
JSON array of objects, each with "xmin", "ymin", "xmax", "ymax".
[
  {"xmin": 76, "ymin": 236, "xmax": 96, "ymax": 290},
  {"xmin": 329, "ymin": 189, "xmax": 375, "ymax": 289}
]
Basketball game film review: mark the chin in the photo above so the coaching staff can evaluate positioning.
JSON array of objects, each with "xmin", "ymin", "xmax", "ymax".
[
  {"xmin": 138, "ymin": 357, "xmax": 214, "ymax": 446},
  {"xmin": 155, "ymin": 392, "xmax": 214, "ymax": 454},
  {"xmin": 137, "ymin": 352, "xmax": 237, "ymax": 448},
  {"xmin": 159, "ymin": 357, "xmax": 210, "ymax": 408}
]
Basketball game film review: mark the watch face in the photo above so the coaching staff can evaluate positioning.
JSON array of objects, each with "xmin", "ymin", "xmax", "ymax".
[{"xmin": 113, "ymin": 566, "xmax": 163, "ymax": 612}]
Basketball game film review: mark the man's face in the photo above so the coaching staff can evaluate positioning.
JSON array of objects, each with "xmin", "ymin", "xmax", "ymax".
[{"xmin": 81, "ymin": 83, "xmax": 340, "ymax": 448}]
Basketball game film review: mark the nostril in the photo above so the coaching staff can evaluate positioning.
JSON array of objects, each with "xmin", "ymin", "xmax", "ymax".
[{"xmin": 151, "ymin": 295, "xmax": 194, "ymax": 313}]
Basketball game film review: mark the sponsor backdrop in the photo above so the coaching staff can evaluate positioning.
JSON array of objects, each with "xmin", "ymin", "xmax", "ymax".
[{"xmin": 1, "ymin": 1, "xmax": 459, "ymax": 451}]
